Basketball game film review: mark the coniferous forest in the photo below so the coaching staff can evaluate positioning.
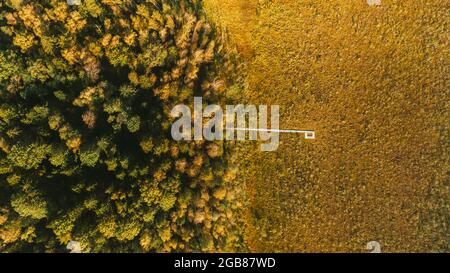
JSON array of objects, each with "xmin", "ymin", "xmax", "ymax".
[{"xmin": 0, "ymin": 0, "xmax": 245, "ymax": 252}]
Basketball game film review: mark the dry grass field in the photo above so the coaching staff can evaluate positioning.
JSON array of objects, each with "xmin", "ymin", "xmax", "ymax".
[
  {"xmin": 203, "ymin": 0, "xmax": 257, "ymax": 59},
  {"xmin": 205, "ymin": 0, "xmax": 449, "ymax": 252}
]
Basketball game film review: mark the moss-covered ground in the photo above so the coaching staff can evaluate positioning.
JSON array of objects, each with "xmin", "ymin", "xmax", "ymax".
[{"xmin": 205, "ymin": 0, "xmax": 449, "ymax": 252}]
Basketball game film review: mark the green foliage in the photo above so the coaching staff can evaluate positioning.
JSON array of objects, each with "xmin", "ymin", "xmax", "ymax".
[
  {"xmin": 7, "ymin": 143, "xmax": 49, "ymax": 170},
  {"xmin": 0, "ymin": 104, "xmax": 17, "ymax": 124},
  {"xmin": 0, "ymin": 50, "xmax": 21, "ymax": 82},
  {"xmin": 21, "ymin": 105, "xmax": 49, "ymax": 125},
  {"xmin": 79, "ymin": 146, "xmax": 100, "ymax": 167},
  {"xmin": 6, "ymin": 174, "xmax": 21, "ymax": 185},
  {"xmin": 0, "ymin": 0, "xmax": 244, "ymax": 253},
  {"xmin": 119, "ymin": 85, "xmax": 137, "ymax": 98},
  {"xmin": 11, "ymin": 189, "xmax": 47, "ymax": 220},
  {"xmin": 159, "ymin": 194, "xmax": 177, "ymax": 212},
  {"xmin": 115, "ymin": 219, "xmax": 142, "ymax": 242},
  {"xmin": 49, "ymin": 146, "xmax": 69, "ymax": 167},
  {"xmin": 126, "ymin": 116, "xmax": 140, "ymax": 133}
]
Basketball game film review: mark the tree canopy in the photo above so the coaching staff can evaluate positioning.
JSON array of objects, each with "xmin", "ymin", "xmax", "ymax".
[{"xmin": 0, "ymin": 0, "xmax": 245, "ymax": 252}]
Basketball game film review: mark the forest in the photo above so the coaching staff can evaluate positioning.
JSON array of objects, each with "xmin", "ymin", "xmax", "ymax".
[{"xmin": 0, "ymin": 0, "xmax": 246, "ymax": 252}]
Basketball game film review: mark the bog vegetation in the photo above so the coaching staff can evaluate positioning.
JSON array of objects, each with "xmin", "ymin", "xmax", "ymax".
[
  {"xmin": 0, "ymin": 0, "xmax": 246, "ymax": 252},
  {"xmin": 206, "ymin": 0, "xmax": 449, "ymax": 252}
]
